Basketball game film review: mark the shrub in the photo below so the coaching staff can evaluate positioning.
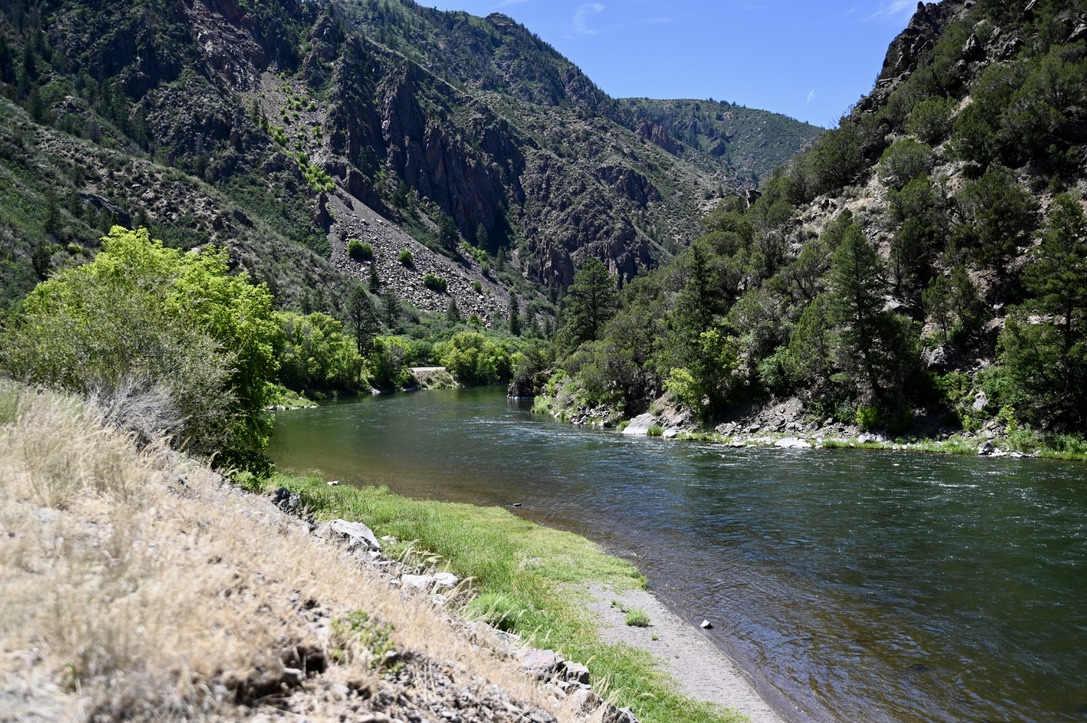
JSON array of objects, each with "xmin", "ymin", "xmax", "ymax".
[
  {"xmin": 422, "ymin": 273, "xmax": 447, "ymax": 293},
  {"xmin": 0, "ymin": 227, "xmax": 281, "ymax": 469},
  {"xmin": 625, "ymin": 609, "xmax": 651, "ymax": 627},
  {"xmin": 855, "ymin": 405, "xmax": 880, "ymax": 432},
  {"xmin": 398, "ymin": 249, "xmax": 413, "ymax": 267},
  {"xmin": 647, "ymin": 423, "xmax": 664, "ymax": 437},
  {"xmin": 347, "ymin": 239, "xmax": 373, "ymax": 261}
]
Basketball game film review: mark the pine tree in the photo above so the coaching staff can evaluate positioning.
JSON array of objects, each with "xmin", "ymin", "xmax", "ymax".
[
  {"xmin": 559, "ymin": 258, "xmax": 617, "ymax": 349},
  {"xmin": 348, "ymin": 284, "xmax": 379, "ymax": 355},
  {"xmin": 508, "ymin": 294, "xmax": 521, "ymax": 336}
]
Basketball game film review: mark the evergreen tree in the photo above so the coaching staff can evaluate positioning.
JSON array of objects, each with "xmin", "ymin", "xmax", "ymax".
[
  {"xmin": 954, "ymin": 164, "xmax": 1037, "ymax": 296},
  {"xmin": 446, "ymin": 297, "xmax": 462, "ymax": 324},
  {"xmin": 998, "ymin": 193, "xmax": 1087, "ymax": 427},
  {"xmin": 558, "ymin": 258, "xmax": 617, "ymax": 349},
  {"xmin": 508, "ymin": 294, "xmax": 521, "ymax": 336},
  {"xmin": 347, "ymin": 284, "xmax": 379, "ymax": 355},
  {"xmin": 829, "ymin": 223, "xmax": 891, "ymax": 401}
]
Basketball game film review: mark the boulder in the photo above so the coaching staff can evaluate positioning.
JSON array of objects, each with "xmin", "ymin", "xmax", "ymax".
[
  {"xmin": 621, "ymin": 413, "xmax": 657, "ymax": 436},
  {"xmin": 317, "ymin": 519, "xmax": 382, "ymax": 552},
  {"xmin": 775, "ymin": 437, "xmax": 812, "ymax": 449}
]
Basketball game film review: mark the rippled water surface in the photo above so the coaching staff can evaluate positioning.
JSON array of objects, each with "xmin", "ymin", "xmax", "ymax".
[{"xmin": 270, "ymin": 389, "xmax": 1087, "ymax": 722}]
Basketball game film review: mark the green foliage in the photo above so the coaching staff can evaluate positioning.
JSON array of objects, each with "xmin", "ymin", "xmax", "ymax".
[
  {"xmin": 625, "ymin": 609, "xmax": 651, "ymax": 627},
  {"xmin": 422, "ymin": 273, "xmax": 447, "ymax": 292},
  {"xmin": 994, "ymin": 194, "xmax": 1087, "ymax": 428},
  {"xmin": 434, "ymin": 331, "xmax": 514, "ymax": 386},
  {"xmin": 557, "ymin": 258, "xmax": 618, "ymax": 351},
  {"xmin": 397, "ymin": 248, "xmax": 414, "ymax": 267},
  {"xmin": 878, "ymin": 139, "xmax": 934, "ymax": 191},
  {"xmin": 347, "ymin": 239, "xmax": 373, "ymax": 261},
  {"xmin": 348, "ymin": 284, "xmax": 380, "ymax": 355},
  {"xmin": 277, "ymin": 311, "xmax": 364, "ymax": 394},
  {"xmin": 855, "ymin": 405, "xmax": 880, "ymax": 432},
  {"xmin": 0, "ymin": 227, "xmax": 280, "ymax": 468},
  {"xmin": 908, "ymin": 95, "xmax": 956, "ymax": 145},
  {"xmin": 646, "ymin": 423, "xmax": 664, "ymax": 437},
  {"xmin": 331, "ymin": 611, "xmax": 402, "ymax": 671},
  {"xmin": 954, "ymin": 163, "xmax": 1038, "ymax": 290}
]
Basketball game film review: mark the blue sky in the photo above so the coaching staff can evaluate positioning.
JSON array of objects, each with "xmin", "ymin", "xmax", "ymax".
[{"xmin": 418, "ymin": 0, "xmax": 920, "ymax": 127}]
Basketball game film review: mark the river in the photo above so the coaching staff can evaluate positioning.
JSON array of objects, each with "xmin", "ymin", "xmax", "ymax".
[{"xmin": 269, "ymin": 388, "xmax": 1087, "ymax": 722}]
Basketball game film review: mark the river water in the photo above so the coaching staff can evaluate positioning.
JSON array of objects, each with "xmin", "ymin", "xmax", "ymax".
[{"xmin": 269, "ymin": 388, "xmax": 1087, "ymax": 722}]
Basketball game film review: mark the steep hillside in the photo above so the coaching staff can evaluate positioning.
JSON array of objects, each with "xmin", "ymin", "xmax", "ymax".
[
  {"xmin": 0, "ymin": 0, "xmax": 819, "ymax": 326},
  {"xmin": 619, "ymin": 98, "xmax": 823, "ymax": 185},
  {"xmin": 540, "ymin": 0, "xmax": 1087, "ymax": 442}
]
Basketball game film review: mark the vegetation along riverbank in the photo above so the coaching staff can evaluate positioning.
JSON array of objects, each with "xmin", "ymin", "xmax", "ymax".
[{"xmin": 0, "ymin": 379, "xmax": 763, "ymax": 723}]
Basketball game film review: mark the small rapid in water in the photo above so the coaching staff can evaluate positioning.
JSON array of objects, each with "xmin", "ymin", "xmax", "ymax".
[{"xmin": 270, "ymin": 388, "xmax": 1087, "ymax": 722}]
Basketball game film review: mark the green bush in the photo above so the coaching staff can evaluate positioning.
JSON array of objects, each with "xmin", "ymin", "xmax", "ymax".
[
  {"xmin": 855, "ymin": 405, "xmax": 880, "ymax": 432},
  {"xmin": 908, "ymin": 96, "xmax": 956, "ymax": 145},
  {"xmin": 422, "ymin": 273, "xmax": 447, "ymax": 293},
  {"xmin": 348, "ymin": 239, "xmax": 373, "ymax": 261},
  {"xmin": 398, "ymin": 249, "xmax": 414, "ymax": 267},
  {"xmin": 647, "ymin": 423, "xmax": 664, "ymax": 437},
  {"xmin": 625, "ymin": 609, "xmax": 651, "ymax": 627},
  {"xmin": 0, "ymin": 227, "xmax": 281, "ymax": 469}
]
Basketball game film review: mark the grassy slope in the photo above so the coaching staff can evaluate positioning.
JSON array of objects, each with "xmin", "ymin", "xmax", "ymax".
[{"xmin": 265, "ymin": 473, "xmax": 747, "ymax": 723}]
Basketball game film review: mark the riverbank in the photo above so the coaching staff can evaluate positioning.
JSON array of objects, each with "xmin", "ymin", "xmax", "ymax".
[
  {"xmin": 0, "ymin": 383, "xmax": 654, "ymax": 722},
  {"xmin": 548, "ymin": 392, "xmax": 1087, "ymax": 463},
  {"xmin": 263, "ymin": 473, "xmax": 770, "ymax": 723}
]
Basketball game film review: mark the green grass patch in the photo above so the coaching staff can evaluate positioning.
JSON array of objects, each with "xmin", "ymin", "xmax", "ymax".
[
  {"xmin": 625, "ymin": 608, "xmax": 651, "ymax": 627},
  {"xmin": 262, "ymin": 473, "xmax": 744, "ymax": 723}
]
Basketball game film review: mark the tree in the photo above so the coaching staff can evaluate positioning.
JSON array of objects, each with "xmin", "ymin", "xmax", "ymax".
[
  {"xmin": 997, "ymin": 194, "xmax": 1087, "ymax": 427},
  {"xmin": 279, "ymin": 312, "xmax": 363, "ymax": 393},
  {"xmin": 887, "ymin": 175, "xmax": 946, "ymax": 302},
  {"xmin": 382, "ymin": 291, "xmax": 400, "ymax": 331},
  {"xmin": 1024, "ymin": 194, "xmax": 1087, "ymax": 355},
  {"xmin": 558, "ymin": 258, "xmax": 617, "ymax": 349},
  {"xmin": 347, "ymin": 284, "xmax": 380, "ymax": 355},
  {"xmin": 0, "ymin": 227, "xmax": 281, "ymax": 468},
  {"xmin": 508, "ymin": 294, "xmax": 521, "ymax": 336},
  {"xmin": 446, "ymin": 297, "xmax": 462, "ymax": 324},
  {"xmin": 953, "ymin": 164, "xmax": 1037, "ymax": 295},
  {"xmin": 438, "ymin": 214, "xmax": 459, "ymax": 252},
  {"xmin": 829, "ymin": 223, "xmax": 921, "ymax": 411}
]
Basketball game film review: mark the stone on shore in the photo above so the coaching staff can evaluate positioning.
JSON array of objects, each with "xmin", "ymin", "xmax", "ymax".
[
  {"xmin": 622, "ymin": 413, "xmax": 658, "ymax": 436},
  {"xmin": 317, "ymin": 519, "xmax": 382, "ymax": 552}
]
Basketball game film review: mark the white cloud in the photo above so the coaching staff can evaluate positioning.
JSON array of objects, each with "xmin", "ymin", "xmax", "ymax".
[
  {"xmin": 574, "ymin": 2, "xmax": 605, "ymax": 34},
  {"xmin": 806, "ymin": 90, "xmax": 816, "ymax": 104},
  {"xmin": 867, "ymin": 0, "xmax": 918, "ymax": 22}
]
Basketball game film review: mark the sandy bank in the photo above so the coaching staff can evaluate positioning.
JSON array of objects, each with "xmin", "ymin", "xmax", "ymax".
[{"xmin": 585, "ymin": 584, "xmax": 785, "ymax": 723}]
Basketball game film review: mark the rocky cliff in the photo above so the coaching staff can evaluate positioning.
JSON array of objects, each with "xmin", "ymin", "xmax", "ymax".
[{"xmin": 0, "ymin": 0, "xmax": 821, "ymax": 322}]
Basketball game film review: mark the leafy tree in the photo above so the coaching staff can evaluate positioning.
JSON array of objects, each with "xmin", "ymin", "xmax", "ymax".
[
  {"xmin": 278, "ymin": 312, "xmax": 363, "ymax": 393},
  {"xmin": 558, "ymin": 257, "xmax": 617, "ymax": 350},
  {"xmin": 435, "ymin": 331, "xmax": 513, "ymax": 386},
  {"xmin": 878, "ymin": 138, "xmax": 934, "ymax": 191},
  {"xmin": 0, "ymin": 227, "xmax": 281, "ymax": 467}
]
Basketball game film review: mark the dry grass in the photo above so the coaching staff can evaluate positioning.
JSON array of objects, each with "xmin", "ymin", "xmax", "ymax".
[{"xmin": 0, "ymin": 381, "xmax": 581, "ymax": 720}]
